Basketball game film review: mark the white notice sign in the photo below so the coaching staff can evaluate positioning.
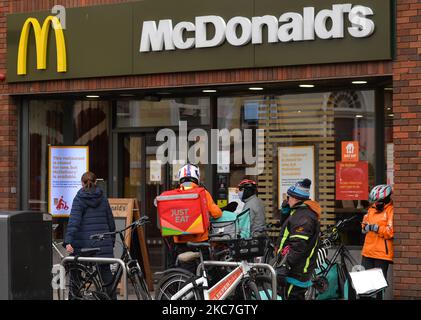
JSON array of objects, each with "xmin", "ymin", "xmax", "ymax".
[
  {"xmin": 278, "ymin": 146, "xmax": 315, "ymax": 208},
  {"xmin": 49, "ymin": 146, "xmax": 89, "ymax": 216}
]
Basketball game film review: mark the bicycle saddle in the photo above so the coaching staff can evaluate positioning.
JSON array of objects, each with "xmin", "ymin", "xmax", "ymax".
[
  {"xmin": 177, "ymin": 251, "xmax": 201, "ymax": 263},
  {"xmin": 79, "ymin": 247, "xmax": 101, "ymax": 257},
  {"xmin": 186, "ymin": 242, "xmax": 210, "ymax": 249}
]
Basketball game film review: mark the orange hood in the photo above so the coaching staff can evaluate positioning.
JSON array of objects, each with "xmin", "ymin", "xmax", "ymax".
[{"xmin": 304, "ymin": 200, "xmax": 322, "ymax": 219}]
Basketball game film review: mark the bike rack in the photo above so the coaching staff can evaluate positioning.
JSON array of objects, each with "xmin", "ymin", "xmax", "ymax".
[
  {"xmin": 60, "ymin": 257, "xmax": 128, "ymax": 300},
  {"xmin": 200, "ymin": 261, "xmax": 278, "ymax": 300}
]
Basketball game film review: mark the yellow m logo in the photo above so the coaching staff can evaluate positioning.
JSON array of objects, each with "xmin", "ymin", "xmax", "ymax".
[{"xmin": 17, "ymin": 16, "xmax": 67, "ymax": 75}]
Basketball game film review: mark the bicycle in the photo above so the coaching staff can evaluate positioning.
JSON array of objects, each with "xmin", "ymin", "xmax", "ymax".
[
  {"xmin": 154, "ymin": 236, "xmax": 277, "ymax": 300},
  {"xmin": 305, "ymin": 215, "xmax": 360, "ymax": 300},
  {"xmin": 60, "ymin": 216, "xmax": 151, "ymax": 300}
]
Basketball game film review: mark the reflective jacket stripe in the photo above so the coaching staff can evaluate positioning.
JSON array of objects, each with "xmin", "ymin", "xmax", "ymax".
[
  {"xmin": 304, "ymin": 240, "xmax": 318, "ymax": 273},
  {"xmin": 290, "ymin": 235, "xmax": 309, "ymax": 241}
]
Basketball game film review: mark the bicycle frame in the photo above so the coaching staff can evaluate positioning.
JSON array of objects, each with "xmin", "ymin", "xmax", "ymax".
[
  {"xmin": 61, "ymin": 256, "xmax": 128, "ymax": 300},
  {"xmin": 170, "ymin": 260, "xmax": 277, "ymax": 300}
]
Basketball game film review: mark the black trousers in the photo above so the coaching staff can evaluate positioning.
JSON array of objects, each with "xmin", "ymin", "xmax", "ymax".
[
  {"xmin": 361, "ymin": 256, "xmax": 390, "ymax": 300},
  {"xmin": 175, "ymin": 243, "xmax": 210, "ymax": 275},
  {"xmin": 282, "ymin": 284, "xmax": 307, "ymax": 300}
]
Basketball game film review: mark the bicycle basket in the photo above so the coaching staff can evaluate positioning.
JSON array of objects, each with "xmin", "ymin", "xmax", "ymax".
[
  {"xmin": 210, "ymin": 209, "xmax": 251, "ymax": 240},
  {"xmin": 227, "ymin": 236, "xmax": 266, "ymax": 260}
]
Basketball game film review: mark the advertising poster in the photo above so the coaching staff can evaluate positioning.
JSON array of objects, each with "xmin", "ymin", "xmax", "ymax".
[
  {"xmin": 336, "ymin": 161, "xmax": 368, "ymax": 200},
  {"xmin": 149, "ymin": 160, "xmax": 162, "ymax": 183},
  {"xmin": 49, "ymin": 146, "xmax": 89, "ymax": 216},
  {"xmin": 341, "ymin": 141, "xmax": 359, "ymax": 162},
  {"xmin": 278, "ymin": 146, "xmax": 315, "ymax": 208}
]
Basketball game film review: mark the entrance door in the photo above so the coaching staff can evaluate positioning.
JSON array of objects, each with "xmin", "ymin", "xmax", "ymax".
[{"xmin": 122, "ymin": 134, "xmax": 173, "ymax": 273}]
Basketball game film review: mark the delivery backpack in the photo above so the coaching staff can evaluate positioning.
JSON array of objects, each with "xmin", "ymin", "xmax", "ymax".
[
  {"xmin": 210, "ymin": 209, "xmax": 251, "ymax": 240},
  {"xmin": 156, "ymin": 187, "xmax": 209, "ymax": 237}
]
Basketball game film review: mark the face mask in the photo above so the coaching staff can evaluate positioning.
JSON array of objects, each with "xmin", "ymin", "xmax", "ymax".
[
  {"xmin": 238, "ymin": 191, "xmax": 244, "ymax": 201},
  {"xmin": 375, "ymin": 202, "xmax": 385, "ymax": 212},
  {"xmin": 182, "ymin": 182, "xmax": 193, "ymax": 188}
]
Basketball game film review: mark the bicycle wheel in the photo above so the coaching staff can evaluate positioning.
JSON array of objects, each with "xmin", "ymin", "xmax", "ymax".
[
  {"xmin": 62, "ymin": 263, "xmax": 107, "ymax": 300},
  {"xmin": 130, "ymin": 272, "xmax": 151, "ymax": 300},
  {"xmin": 253, "ymin": 275, "xmax": 280, "ymax": 300},
  {"xmin": 237, "ymin": 278, "xmax": 261, "ymax": 300},
  {"xmin": 155, "ymin": 270, "xmax": 202, "ymax": 300}
]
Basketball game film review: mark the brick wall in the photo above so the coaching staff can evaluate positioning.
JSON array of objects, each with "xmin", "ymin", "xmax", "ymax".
[{"xmin": 392, "ymin": 0, "xmax": 421, "ymax": 300}]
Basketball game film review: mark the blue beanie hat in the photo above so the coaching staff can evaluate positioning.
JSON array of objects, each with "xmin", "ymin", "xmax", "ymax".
[{"xmin": 287, "ymin": 179, "xmax": 311, "ymax": 200}]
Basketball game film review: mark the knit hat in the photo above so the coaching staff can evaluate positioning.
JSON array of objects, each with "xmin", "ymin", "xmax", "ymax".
[{"xmin": 287, "ymin": 179, "xmax": 311, "ymax": 200}]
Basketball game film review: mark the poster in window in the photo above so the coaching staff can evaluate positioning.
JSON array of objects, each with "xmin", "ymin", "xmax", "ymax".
[
  {"xmin": 49, "ymin": 146, "xmax": 89, "ymax": 216},
  {"xmin": 336, "ymin": 161, "xmax": 368, "ymax": 200},
  {"xmin": 278, "ymin": 146, "xmax": 315, "ymax": 208}
]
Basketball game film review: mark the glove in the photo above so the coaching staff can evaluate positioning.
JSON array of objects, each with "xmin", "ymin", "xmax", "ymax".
[
  {"xmin": 221, "ymin": 202, "xmax": 238, "ymax": 212},
  {"xmin": 276, "ymin": 264, "xmax": 291, "ymax": 287},
  {"xmin": 281, "ymin": 200, "xmax": 291, "ymax": 216},
  {"xmin": 364, "ymin": 224, "xmax": 379, "ymax": 232}
]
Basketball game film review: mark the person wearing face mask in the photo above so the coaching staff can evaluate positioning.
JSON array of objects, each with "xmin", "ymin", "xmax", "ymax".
[
  {"xmin": 361, "ymin": 184, "xmax": 394, "ymax": 294},
  {"xmin": 237, "ymin": 179, "xmax": 267, "ymax": 236}
]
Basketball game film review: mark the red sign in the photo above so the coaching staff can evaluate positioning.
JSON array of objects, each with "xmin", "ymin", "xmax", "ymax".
[
  {"xmin": 341, "ymin": 141, "xmax": 359, "ymax": 162},
  {"xmin": 336, "ymin": 161, "xmax": 368, "ymax": 200}
]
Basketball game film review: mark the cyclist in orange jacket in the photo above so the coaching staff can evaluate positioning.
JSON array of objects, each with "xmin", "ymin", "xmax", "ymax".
[
  {"xmin": 172, "ymin": 164, "xmax": 222, "ymax": 273},
  {"xmin": 361, "ymin": 184, "xmax": 394, "ymax": 298}
]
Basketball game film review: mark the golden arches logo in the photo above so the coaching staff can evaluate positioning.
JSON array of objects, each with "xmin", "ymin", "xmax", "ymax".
[{"xmin": 17, "ymin": 16, "xmax": 67, "ymax": 75}]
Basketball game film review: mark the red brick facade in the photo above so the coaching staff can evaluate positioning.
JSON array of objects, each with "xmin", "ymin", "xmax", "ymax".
[
  {"xmin": 391, "ymin": 0, "xmax": 421, "ymax": 300},
  {"xmin": 0, "ymin": 0, "xmax": 420, "ymax": 299}
]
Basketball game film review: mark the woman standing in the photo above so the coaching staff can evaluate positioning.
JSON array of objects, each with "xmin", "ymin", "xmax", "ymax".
[
  {"xmin": 361, "ymin": 184, "xmax": 394, "ymax": 298},
  {"xmin": 64, "ymin": 172, "xmax": 116, "ymax": 297}
]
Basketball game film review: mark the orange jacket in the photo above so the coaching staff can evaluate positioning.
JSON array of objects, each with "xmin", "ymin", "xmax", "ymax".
[
  {"xmin": 174, "ymin": 183, "xmax": 222, "ymax": 244},
  {"xmin": 361, "ymin": 202, "xmax": 394, "ymax": 261}
]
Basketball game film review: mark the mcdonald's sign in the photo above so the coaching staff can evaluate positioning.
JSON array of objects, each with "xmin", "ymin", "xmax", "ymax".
[{"xmin": 17, "ymin": 16, "xmax": 67, "ymax": 76}]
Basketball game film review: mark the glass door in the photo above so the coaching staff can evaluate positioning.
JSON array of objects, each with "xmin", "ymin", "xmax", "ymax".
[{"xmin": 122, "ymin": 134, "xmax": 168, "ymax": 273}]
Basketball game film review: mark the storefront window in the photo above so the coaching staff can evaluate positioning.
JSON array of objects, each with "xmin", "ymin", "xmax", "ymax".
[
  {"xmin": 116, "ymin": 98, "xmax": 210, "ymax": 127},
  {"xmin": 218, "ymin": 90, "xmax": 381, "ymax": 244},
  {"xmin": 29, "ymin": 101, "xmax": 66, "ymax": 211},
  {"xmin": 28, "ymin": 100, "xmax": 110, "ymax": 211}
]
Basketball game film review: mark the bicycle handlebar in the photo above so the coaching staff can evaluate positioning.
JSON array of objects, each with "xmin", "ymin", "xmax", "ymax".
[{"xmin": 90, "ymin": 216, "xmax": 150, "ymax": 240}]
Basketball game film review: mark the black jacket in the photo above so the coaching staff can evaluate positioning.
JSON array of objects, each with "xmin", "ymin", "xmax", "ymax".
[
  {"xmin": 64, "ymin": 187, "xmax": 116, "ymax": 258},
  {"xmin": 278, "ymin": 201, "xmax": 321, "ymax": 282}
]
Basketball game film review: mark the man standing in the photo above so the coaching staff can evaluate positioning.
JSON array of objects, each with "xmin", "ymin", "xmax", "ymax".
[
  {"xmin": 237, "ymin": 179, "xmax": 266, "ymax": 236},
  {"xmin": 276, "ymin": 178, "xmax": 321, "ymax": 300}
]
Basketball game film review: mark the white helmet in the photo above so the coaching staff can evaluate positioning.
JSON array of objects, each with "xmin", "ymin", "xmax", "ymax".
[
  {"xmin": 178, "ymin": 164, "xmax": 200, "ymax": 184},
  {"xmin": 369, "ymin": 184, "xmax": 392, "ymax": 203}
]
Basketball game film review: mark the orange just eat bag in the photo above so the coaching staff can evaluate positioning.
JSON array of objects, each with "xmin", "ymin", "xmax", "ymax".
[{"xmin": 156, "ymin": 187, "xmax": 209, "ymax": 236}]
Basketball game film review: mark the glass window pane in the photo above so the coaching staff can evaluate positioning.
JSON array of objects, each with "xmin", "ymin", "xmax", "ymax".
[{"xmin": 116, "ymin": 98, "xmax": 210, "ymax": 127}]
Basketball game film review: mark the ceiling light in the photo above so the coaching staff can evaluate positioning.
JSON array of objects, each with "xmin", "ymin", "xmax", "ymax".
[
  {"xmin": 202, "ymin": 89, "xmax": 217, "ymax": 93},
  {"xmin": 249, "ymin": 87, "xmax": 264, "ymax": 91},
  {"xmin": 86, "ymin": 95, "xmax": 99, "ymax": 98},
  {"xmin": 352, "ymin": 81, "xmax": 367, "ymax": 84},
  {"xmin": 355, "ymin": 114, "xmax": 364, "ymax": 118},
  {"xmin": 299, "ymin": 84, "xmax": 315, "ymax": 88},
  {"xmin": 387, "ymin": 107, "xmax": 391, "ymax": 111},
  {"xmin": 388, "ymin": 114, "xmax": 394, "ymax": 117}
]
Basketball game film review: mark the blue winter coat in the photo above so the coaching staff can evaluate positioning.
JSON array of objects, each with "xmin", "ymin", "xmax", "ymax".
[{"xmin": 64, "ymin": 187, "xmax": 116, "ymax": 258}]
